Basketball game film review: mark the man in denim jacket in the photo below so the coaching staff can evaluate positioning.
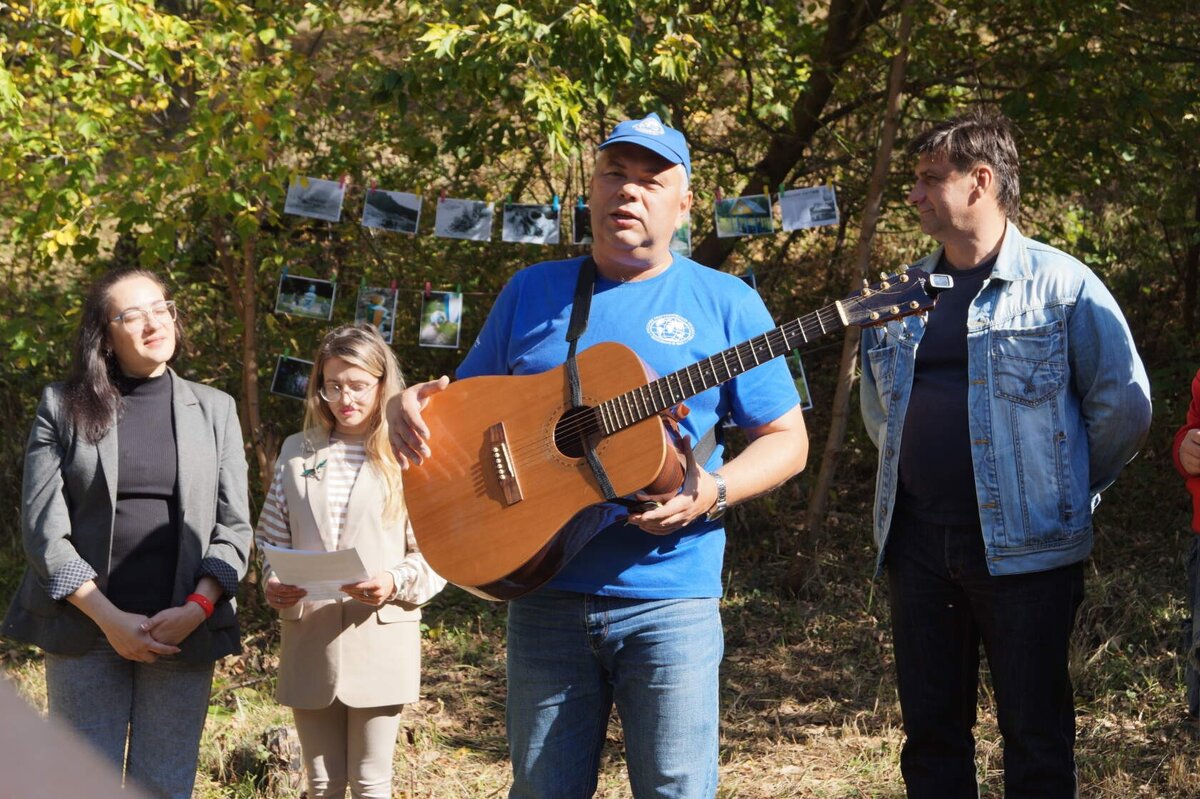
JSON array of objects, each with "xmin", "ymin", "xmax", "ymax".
[{"xmin": 860, "ymin": 109, "xmax": 1151, "ymax": 798}]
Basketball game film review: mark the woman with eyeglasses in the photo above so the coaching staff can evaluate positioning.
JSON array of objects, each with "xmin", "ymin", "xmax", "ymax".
[
  {"xmin": 255, "ymin": 323, "xmax": 444, "ymax": 799},
  {"xmin": 2, "ymin": 267, "xmax": 253, "ymax": 798}
]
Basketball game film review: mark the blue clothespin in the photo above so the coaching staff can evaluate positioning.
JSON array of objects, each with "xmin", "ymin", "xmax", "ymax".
[{"xmin": 551, "ymin": 194, "xmax": 560, "ymax": 211}]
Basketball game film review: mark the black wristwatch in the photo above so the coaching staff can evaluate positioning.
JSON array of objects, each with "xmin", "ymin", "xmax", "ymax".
[{"xmin": 705, "ymin": 472, "xmax": 728, "ymax": 522}]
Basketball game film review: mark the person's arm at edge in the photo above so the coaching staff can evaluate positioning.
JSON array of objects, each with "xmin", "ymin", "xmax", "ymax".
[{"xmin": 1173, "ymin": 369, "xmax": 1200, "ymax": 477}]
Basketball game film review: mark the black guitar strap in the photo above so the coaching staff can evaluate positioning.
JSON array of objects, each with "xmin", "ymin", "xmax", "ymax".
[
  {"xmin": 565, "ymin": 257, "xmax": 620, "ymax": 501},
  {"xmin": 564, "ymin": 258, "xmax": 722, "ymax": 508}
]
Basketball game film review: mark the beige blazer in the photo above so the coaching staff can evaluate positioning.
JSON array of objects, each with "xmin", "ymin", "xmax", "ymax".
[{"xmin": 262, "ymin": 430, "xmax": 444, "ymax": 710}]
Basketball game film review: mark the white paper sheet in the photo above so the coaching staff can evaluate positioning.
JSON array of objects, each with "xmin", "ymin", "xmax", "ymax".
[{"xmin": 259, "ymin": 543, "xmax": 371, "ymax": 601}]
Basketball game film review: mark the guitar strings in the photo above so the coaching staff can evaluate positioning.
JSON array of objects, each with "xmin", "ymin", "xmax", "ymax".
[
  {"xmin": 502, "ymin": 306, "xmax": 844, "ymax": 462},
  {"xmin": 501, "ymin": 278, "xmax": 920, "ymax": 459}
]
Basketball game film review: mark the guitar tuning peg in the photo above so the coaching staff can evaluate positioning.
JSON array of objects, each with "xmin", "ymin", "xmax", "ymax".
[
  {"xmin": 899, "ymin": 273, "xmax": 910, "ymax": 282},
  {"xmin": 869, "ymin": 311, "xmax": 880, "ymax": 321},
  {"xmin": 909, "ymin": 300, "xmax": 920, "ymax": 309},
  {"xmin": 879, "ymin": 272, "xmax": 888, "ymax": 281},
  {"xmin": 862, "ymin": 278, "xmax": 870, "ymax": 289},
  {"xmin": 890, "ymin": 306, "xmax": 900, "ymax": 315}
]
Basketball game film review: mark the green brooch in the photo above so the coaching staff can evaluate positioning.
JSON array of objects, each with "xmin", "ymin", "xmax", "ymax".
[{"xmin": 301, "ymin": 459, "xmax": 327, "ymax": 479}]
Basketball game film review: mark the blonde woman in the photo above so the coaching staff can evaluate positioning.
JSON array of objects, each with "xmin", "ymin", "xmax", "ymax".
[{"xmin": 256, "ymin": 324, "xmax": 445, "ymax": 799}]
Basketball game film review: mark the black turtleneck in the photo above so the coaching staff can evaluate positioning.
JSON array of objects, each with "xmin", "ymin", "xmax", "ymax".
[{"xmin": 108, "ymin": 372, "xmax": 179, "ymax": 614}]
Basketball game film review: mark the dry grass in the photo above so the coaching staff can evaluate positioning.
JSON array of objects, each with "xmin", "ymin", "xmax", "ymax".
[{"xmin": 4, "ymin": 502, "xmax": 1200, "ymax": 797}]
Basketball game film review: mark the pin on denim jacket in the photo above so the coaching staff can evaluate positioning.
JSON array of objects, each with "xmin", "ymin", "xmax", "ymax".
[{"xmin": 860, "ymin": 224, "xmax": 1152, "ymax": 576}]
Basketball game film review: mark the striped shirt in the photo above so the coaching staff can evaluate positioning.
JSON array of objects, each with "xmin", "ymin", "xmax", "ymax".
[
  {"xmin": 256, "ymin": 434, "xmax": 446, "ymax": 605},
  {"xmin": 256, "ymin": 436, "xmax": 366, "ymax": 550}
]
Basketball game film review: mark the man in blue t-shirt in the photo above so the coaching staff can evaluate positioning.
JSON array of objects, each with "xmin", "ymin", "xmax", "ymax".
[{"xmin": 392, "ymin": 113, "xmax": 808, "ymax": 798}]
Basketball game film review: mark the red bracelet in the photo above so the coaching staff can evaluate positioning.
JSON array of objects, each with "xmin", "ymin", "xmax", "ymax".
[{"xmin": 186, "ymin": 593, "xmax": 215, "ymax": 619}]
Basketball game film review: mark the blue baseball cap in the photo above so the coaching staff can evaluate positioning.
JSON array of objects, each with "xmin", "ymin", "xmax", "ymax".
[{"xmin": 599, "ymin": 112, "xmax": 691, "ymax": 177}]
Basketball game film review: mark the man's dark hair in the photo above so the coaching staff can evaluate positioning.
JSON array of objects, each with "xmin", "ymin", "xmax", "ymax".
[{"xmin": 907, "ymin": 107, "xmax": 1021, "ymax": 220}]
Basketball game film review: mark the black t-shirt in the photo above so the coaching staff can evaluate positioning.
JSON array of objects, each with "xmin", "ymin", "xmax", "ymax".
[
  {"xmin": 895, "ymin": 253, "xmax": 996, "ymax": 526},
  {"xmin": 107, "ymin": 372, "xmax": 180, "ymax": 613}
]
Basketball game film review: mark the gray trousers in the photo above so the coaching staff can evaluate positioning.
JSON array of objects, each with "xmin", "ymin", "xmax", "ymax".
[
  {"xmin": 291, "ymin": 700, "xmax": 403, "ymax": 799},
  {"xmin": 44, "ymin": 638, "xmax": 215, "ymax": 799}
]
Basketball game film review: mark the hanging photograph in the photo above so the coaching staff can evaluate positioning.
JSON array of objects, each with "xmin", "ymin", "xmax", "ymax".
[
  {"xmin": 361, "ymin": 189, "xmax": 421, "ymax": 234},
  {"xmin": 418, "ymin": 291, "xmax": 463, "ymax": 349},
  {"xmin": 284, "ymin": 176, "xmax": 345, "ymax": 223},
  {"xmin": 786, "ymin": 350, "xmax": 814, "ymax": 411},
  {"xmin": 433, "ymin": 198, "xmax": 494, "ymax": 241},
  {"xmin": 502, "ymin": 203, "xmax": 561, "ymax": 245},
  {"xmin": 572, "ymin": 204, "xmax": 593, "ymax": 245},
  {"xmin": 355, "ymin": 285, "xmax": 399, "ymax": 343},
  {"xmin": 780, "ymin": 185, "xmax": 840, "ymax": 231},
  {"xmin": 714, "ymin": 193, "xmax": 775, "ymax": 238},
  {"xmin": 669, "ymin": 212, "xmax": 692, "ymax": 257},
  {"xmin": 275, "ymin": 273, "xmax": 336, "ymax": 320},
  {"xmin": 270, "ymin": 355, "xmax": 315, "ymax": 401}
]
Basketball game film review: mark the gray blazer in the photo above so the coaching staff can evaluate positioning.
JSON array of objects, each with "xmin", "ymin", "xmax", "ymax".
[{"xmin": 2, "ymin": 370, "xmax": 253, "ymax": 663}]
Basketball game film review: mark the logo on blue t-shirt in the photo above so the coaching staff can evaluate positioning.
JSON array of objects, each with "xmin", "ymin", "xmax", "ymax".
[{"xmin": 646, "ymin": 314, "xmax": 695, "ymax": 345}]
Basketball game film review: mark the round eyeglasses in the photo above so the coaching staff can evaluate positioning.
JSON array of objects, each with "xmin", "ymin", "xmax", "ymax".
[
  {"xmin": 318, "ymin": 381, "xmax": 379, "ymax": 403},
  {"xmin": 110, "ymin": 301, "xmax": 177, "ymax": 331}
]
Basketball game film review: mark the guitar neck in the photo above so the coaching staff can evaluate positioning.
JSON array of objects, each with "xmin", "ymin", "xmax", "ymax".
[{"xmin": 596, "ymin": 301, "xmax": 848, "ymax": 436}]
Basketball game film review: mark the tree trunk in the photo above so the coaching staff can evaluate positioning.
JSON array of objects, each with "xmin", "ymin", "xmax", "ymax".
[
  {"xmin": 785, "ymin": 0, "xmax": 915, "ymax": 594},
  {"xmin": 239, "ymin": 228, "xmax": 277, "ymax": 496},
  {"xmin": 213, "ymin": 216, "xmax": 275, "ymax": 497},
  {"xmin": 690, "ymin": 0, "xmax": 891, "ymax": 269}
]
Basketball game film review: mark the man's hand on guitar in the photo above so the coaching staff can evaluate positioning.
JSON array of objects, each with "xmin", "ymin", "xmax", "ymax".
[
  {"xmin": 627, "ymin": 437, "xmax": 719, "ymax": 535},
  {"xmin": 388, "ymin": 375, "xmax": 450, "ymax": 467}
]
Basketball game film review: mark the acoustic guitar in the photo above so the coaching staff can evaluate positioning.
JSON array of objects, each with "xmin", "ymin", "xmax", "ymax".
[{"xmin": 405, "ymin": 267, "xmax": 952, "ymax": 600}]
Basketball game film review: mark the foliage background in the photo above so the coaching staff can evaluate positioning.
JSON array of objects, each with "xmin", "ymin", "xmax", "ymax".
[{"xmin": 2, "ymin": 0, "xmax": 1199, "ymax": 795}]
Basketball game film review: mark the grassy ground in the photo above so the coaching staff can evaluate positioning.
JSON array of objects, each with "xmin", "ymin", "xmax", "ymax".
[{"xmin": 4, "ymin": 491, "xmax": 1200, "ymax": 798}]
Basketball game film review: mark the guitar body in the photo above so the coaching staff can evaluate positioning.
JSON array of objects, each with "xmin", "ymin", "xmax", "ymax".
[
  {"xmin": 402, "ymin": 266, "xmax": 950, "ymax": 601},
  {"xmin": 403, "ymin": 341, "xmax": 675, "ymax": 599}
]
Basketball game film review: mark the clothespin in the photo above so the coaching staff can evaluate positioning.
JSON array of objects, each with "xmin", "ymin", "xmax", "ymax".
[
  {"xmin": 282, "ymin": 266, "xmax": 289, "ymax": 278},
  {"xmin": 360, "ymin": 275, "xmax": 366, "ymax": 289},
  {"xmin": 551, "ymin": 194, "xmax": 560, "ymax": 211},
  {"xmin": 763, "ymin": 183, "xmax": 770, "ymax": 200},
  {"xmin": 283, "ymin": 346, "xmax": 291, "ymax": 357},
  {"xmin": 577, "ymin": 195, "xmax": 585, "ymax": 208},
  {"xmin": 439, "ymin": 189, "xmax": 447, "ymax": 203},
  {"xmin": 370, "ymin": 179, "xmax": 378, "ymax": 192},
  {"xmin": 424, "ymin": 281, "xmax": 432, "ymax": 300},
  {"xmin": 778, "ymin": 182, "xmax": 786, "ymax": 197},
  {"xmin": 715, "ymin": 187, "xmax": 723, "ymax": 202},
  {"xmin": 455, "ymin": 283, "xmax": 462, "ymax": 295},
  {"xmin": 339, "ymin": 174, "xmax": 348, "ymax": 188},
  {"xmin": 389, "ymin": 279, "xmax": 397, "ymax": 291}
]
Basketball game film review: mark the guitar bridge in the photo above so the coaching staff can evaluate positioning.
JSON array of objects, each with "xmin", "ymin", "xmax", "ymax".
[{"xmin": 486, "ymin": 422, "xmax": 523, "ymax": 505}]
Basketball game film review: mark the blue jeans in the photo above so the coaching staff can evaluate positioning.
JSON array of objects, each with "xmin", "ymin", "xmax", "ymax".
[
  {"xmin": 505, "ymin": 589, "xmax": 723, "ymax": 799},
  {"xmin": 44, "ymin": 638, "xmax": 215, "ymax": 799},
  {"xmin": 885, "ymin": 510, "xmax": 1084, "ymax": 799}
]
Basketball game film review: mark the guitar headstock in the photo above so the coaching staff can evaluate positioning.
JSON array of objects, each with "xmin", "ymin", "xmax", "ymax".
[{"xmin": 841, "ymin": 268, "xmax": 953, "ymax": 328}]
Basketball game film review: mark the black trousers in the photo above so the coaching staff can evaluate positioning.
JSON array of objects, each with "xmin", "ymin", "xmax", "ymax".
[{"xmin": 885, "ymin": 511, "xmax": 1084, "ymax": 799}]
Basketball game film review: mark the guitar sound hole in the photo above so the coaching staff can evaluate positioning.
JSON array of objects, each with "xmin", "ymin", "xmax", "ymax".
[{"xmin": 554, "ymin": 406, "xmax": 599, "ymax": 459}]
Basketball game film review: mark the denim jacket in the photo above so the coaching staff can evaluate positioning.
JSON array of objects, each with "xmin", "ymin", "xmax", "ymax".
[{"xmin": 860, "ymin": 223, "xmax": 1151, "ymax": 576}]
